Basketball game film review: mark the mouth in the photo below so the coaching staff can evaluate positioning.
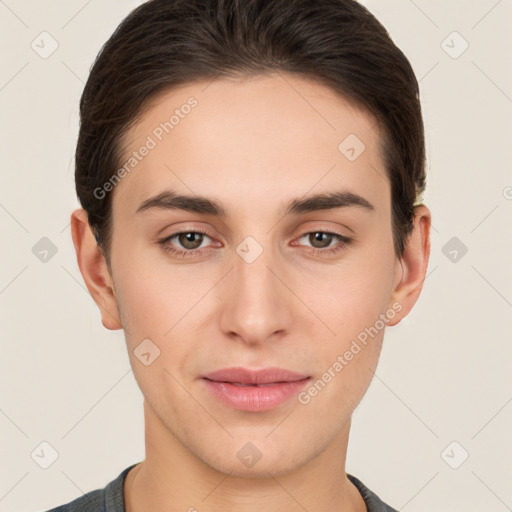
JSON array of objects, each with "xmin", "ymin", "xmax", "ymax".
[
  {"xmin": 202, "ymin": 366, "xmax": 310, "ymax": 384},
  {"xmin": 200, "ymin": 367, "xmax": 311, "ymax": 412},
  {"xmin": 205, "ymin": 381, "xmax": 291, "ymax": 387}
]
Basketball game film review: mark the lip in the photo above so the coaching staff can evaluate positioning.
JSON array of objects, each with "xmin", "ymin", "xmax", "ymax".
[{"xmin": 201, "ymin": 367, "xmax": 311, "ymax": 412}]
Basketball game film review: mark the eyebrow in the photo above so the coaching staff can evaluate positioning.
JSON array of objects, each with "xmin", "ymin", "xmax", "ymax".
[{"xmin": 135, "ymin": 189, "xmax": 375, "ymax": 217}]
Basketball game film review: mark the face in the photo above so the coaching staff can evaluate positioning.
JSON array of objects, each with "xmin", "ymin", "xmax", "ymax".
[{"xmin": 106, "ymin": 72, "xmax": 404, "ymax": 476}]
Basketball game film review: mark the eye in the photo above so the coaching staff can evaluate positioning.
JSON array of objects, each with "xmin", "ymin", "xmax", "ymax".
[
  {"xmin": 294, "ymin": 231, "xmax": 353, "ymax": 255},
  {"xmin": 159, "ymin": 229, "xmax": 214, "ymax": 258},
  {"xmin": 158, "ymin": 229, "xmax": 353, "ymax": 259}
]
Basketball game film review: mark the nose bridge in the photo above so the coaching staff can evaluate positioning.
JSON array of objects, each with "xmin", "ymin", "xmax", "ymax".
[
  {"xmin": 219, "ymin": 235, "xmax": 292, "ymax": 344},
  {"xmin": 235, "ymin": 240, "xmax": 276, "ymax": 298}
]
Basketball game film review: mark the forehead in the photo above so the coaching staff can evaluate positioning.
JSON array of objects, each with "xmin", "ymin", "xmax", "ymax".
[{"xmin": 114, "ymin": 72, "xmax": 389, "ymax": 218}]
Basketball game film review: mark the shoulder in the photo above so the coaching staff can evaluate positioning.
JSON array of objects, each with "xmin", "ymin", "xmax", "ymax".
[
  {"xmin": 43, "ymin": 464, "xmax": 139, "ymax": 512},
  {"xmin": 43, "ymin": 488, "xmax": 104, "ymax": 512},
  {"xmin": 347, "ymin": 473, "xmax": 398, "ymax": 512}
]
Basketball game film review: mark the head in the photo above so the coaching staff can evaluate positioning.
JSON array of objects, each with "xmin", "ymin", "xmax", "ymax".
[{"xmin": 71, "ymin": 0, "xmax": 430, "ymax": 477}]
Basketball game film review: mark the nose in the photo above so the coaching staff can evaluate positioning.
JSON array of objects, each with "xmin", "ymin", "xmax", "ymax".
[{"xmin": 218, "ymin": 243, "xmax": 294, "ymax": 347}]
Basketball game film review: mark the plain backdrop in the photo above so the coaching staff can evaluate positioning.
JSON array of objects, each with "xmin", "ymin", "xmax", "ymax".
[{"xmin": 1, "ymin": 1, "xmax": 511, "ymax": 511}]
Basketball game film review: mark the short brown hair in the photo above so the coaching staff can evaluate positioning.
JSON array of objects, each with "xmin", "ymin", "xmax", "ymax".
[{"xmin": 75, "ymin": 0, "xmax": 426, "ymax": 266}]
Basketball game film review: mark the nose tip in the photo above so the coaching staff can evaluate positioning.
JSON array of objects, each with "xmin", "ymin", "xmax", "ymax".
[{"xmin": 218, "ymin": 248, "xmax": 292, "ymax": 346}]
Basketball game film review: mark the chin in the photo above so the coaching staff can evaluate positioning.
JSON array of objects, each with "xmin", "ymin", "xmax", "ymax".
[
  {"xmin": 207, "ymin": 455, "xmax": 302, "ymax": 479},
  {"xmin": 196, "ymin": 437, "xmax": 313, "ymax": 479}
]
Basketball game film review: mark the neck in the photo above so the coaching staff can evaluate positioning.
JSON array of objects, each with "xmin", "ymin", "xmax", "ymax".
[{"xmin": 124, "ymin": 400, "xmax": 367, "ymax": 512}]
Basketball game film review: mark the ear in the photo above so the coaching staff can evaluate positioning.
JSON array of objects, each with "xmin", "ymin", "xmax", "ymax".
[
  {"xmin": 70, "ymin": 208, "xmax": 122, "ymax": 330},
  {"xmin": 387, "ymin": 205, "xmax": 431, "ymax": 326}
]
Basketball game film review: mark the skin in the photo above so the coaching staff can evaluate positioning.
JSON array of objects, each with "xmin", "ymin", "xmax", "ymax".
[{"xmin": 71, "ymin": 72, "xmax": 431, "ymax": 512}]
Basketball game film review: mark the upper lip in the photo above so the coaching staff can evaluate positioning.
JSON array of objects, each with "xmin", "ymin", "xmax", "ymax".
[{"xmin": 202, "ymin": 367, "xmax": 310, "ymax": 385}]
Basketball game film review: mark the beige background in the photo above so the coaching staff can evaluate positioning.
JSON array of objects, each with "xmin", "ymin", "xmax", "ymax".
[{"xmin": 1, "ymin": 0, "xmax": 511, "ymax": 510}]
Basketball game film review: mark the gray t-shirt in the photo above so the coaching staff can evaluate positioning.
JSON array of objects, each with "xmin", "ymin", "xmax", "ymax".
[{"xmin": 44, "ymin": 463, "xmax": 398, "ymax": 511}]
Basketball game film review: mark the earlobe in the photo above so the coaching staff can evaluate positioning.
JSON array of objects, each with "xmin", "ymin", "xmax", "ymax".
[
  {"xmin": 387, "ymin": 205, "xmax": 431, "ymax": 327},
  {"xmin": 70, "ymin": 208, "xmax": 123, "ymax": 330}
]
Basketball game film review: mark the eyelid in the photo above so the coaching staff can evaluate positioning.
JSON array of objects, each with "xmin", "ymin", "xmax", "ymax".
[
  {"xmin": 160, "ymin": 225, "xmax": 350, "ymax": 244},
  {"xmin": 294, "ymin": 229, "xmax": 350, "ymax": 242},
  {"xmin": 159, "ymin": 226, "xmax": 352, "ymax": 258},
  {"xmin": 162, "ymin": 227, "xmax": 216, "ymax": 246}
]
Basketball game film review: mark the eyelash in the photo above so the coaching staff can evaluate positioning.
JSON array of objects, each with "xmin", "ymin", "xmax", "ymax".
[{"xmin": 158, "ymin": 228, "xmax": 352, "ymax": 258}]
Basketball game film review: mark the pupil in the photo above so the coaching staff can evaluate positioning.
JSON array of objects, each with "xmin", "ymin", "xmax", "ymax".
[
  {"xmin": 181, "ymin": 232, "xmax": 202, "ymax": 249},
  {"xmin": 312, "ymin": 232, "xmax": 330, "ymax": 248}
]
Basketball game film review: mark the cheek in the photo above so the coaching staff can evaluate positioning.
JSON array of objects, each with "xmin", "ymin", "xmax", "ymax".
[
  {"xmin": 113, "ymin": 265, "xmax": 201, "ymax": 408},
  {"xmin": 112, "ymin": 245, "xmax": 208, "ymax": 340},
  {"xmin": 294, "ymin": 241, "xmax": 395, "ymax": 404},
  {"xmin": 112, "ymin": 218, "xmax": 396, "ymax": 349},
  {"xmin": 303, "ymin": 246, "xmax": 396, "ymax": 338}
]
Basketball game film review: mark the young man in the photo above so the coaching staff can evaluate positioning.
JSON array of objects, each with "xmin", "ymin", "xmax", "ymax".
[{"xmin": 48, "ymin": 0, "xmax": 431, "ymax": 510}]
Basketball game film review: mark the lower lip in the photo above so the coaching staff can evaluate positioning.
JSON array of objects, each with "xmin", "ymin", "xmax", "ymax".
[{"xmin": 202, "ymin": 378, "xmax": 311, "ymax": 412}]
